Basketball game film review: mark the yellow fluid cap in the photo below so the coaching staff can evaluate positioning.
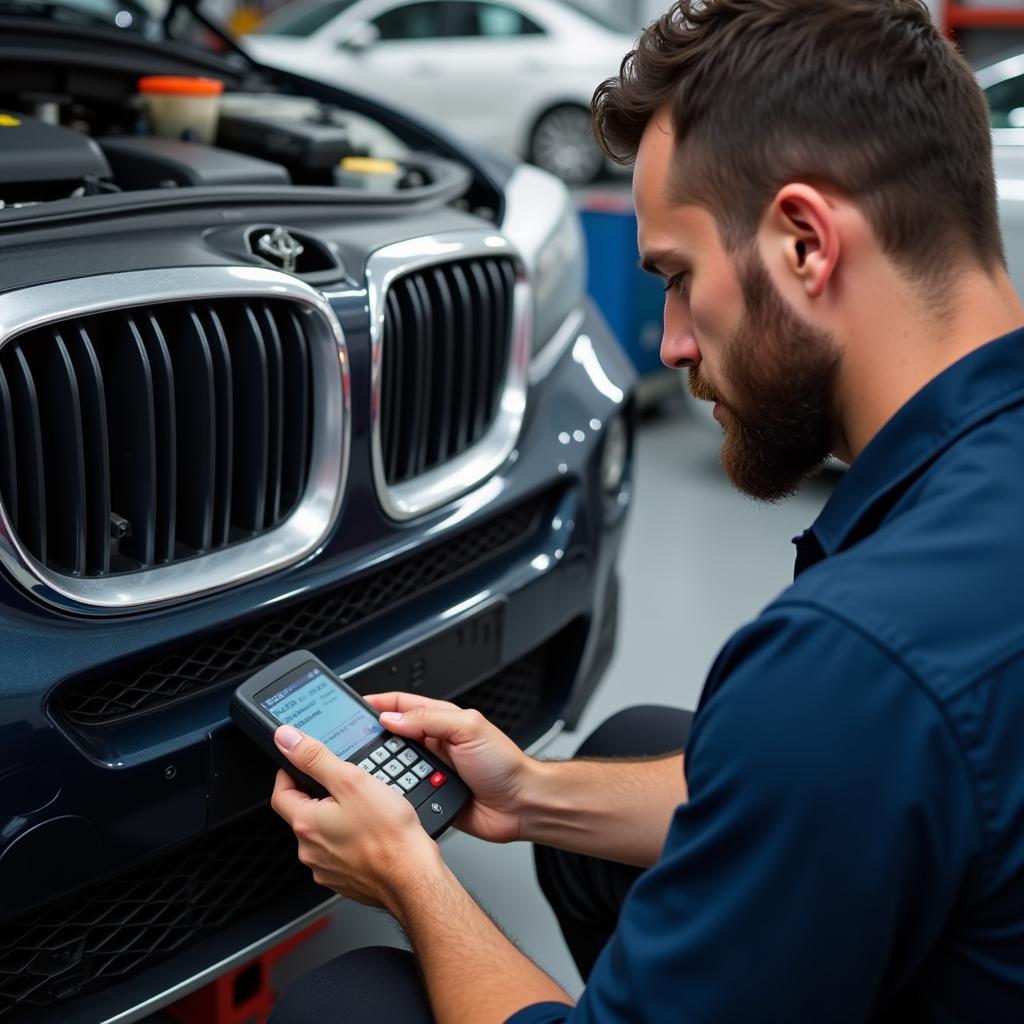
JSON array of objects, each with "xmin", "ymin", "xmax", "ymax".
[
  {"xmin": 0, "ymin": 114, "xmax": 22, "ymax": 127},
  {"xmin": 338, "ymin": 156, "xmax": 400, "ymax": 175}
]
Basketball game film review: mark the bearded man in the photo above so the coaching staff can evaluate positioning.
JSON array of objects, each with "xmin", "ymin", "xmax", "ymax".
[{"xmin": 267, "ymin": 2, "xmax": 1024, "ymax": 1021}]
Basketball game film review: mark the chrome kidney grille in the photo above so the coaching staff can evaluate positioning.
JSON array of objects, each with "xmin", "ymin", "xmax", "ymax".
[
  {"xmin": 0, "ymin": 268, "xmax": 348, "ymax": 611},
  {"xmin": 380, "ymin": 255, "xmax": 516, "ymax": 484},
  {"xmin": 368, "ymin": 233, "xmax": 531, "ymax": 521}
]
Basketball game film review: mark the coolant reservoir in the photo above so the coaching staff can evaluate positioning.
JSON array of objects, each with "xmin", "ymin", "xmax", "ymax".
[{"xmin": 138, "ymin": 76, "xmax": 224, "ymax": 144}]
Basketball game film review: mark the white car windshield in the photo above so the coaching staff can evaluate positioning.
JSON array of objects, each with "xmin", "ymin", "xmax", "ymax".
[
  {"xmin": 252, "ymin": 0, "xmax": 637, "ymax": 38},
  {"xmin": 555, "ymin": 0, "xmax": 634, "ymax": 34},
  {"xmin": 253, "ymin": 0, "xmax": 361, "ymax": 35}
]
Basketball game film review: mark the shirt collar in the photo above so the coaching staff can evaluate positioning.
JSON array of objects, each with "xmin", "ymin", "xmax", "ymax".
[{"xmin": 796, "ymin": 326, "xmax": 1024, "ymax": 572}]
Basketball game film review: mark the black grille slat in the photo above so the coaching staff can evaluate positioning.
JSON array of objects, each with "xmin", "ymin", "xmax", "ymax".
[
  {"xmin": 58, "ymin": 493, "xmax": 551, "ymax": 727},
  {"xmin": 176, "ymin": 310, "xmax": 217, "ymax": 553},
  {"xmin": 382, "ymin": 289, "xmax": 405, "ymax": 483},
  {"xmin": 486, "ymin": 260, "xmax": 513, "ymax": 422},
  {"xmin": 468, "ymin": 262, "xmax": 493, "ymax": 440},
  {"xmin": 260, "ymin": 306, "xmax": 285, "ymax": 529},
  {"xmin": 395, "ymin": 278, "xmax": 426, "ymax": 483},
  {"xmin": 278, "ymin": 307, "xmax": 311, "ymax": 516},
  {"xmin": 449, "ymin": 263, "xmax": 476, "ymax": 454},
  {"xmin": 230, "ymin": 304, "xmax": 270, "ymax": 537},
  {"xmin": 66, "ymin": 325, "xmax": 112, "ymax": 576},
  {"xmin": 0, "ymin": 297, "xmax": 317, "ymax": 580},
  {"xmin": 36, "ymin": 330, "xmax": 88, "ymax": 575},
  {"xmin": 137, "ymin": 315, "xmax": 177, "ymax": 565},
  {"xmin": 7, "ymin": 348, "xmax": 47, "ymax": 563},
  {"xmin": 0, "ymin": 366, "xmax": 18, "ymax": 533},
  {"xmin": 410, "ymin": 274, "xmax": 435, "ymax": 476},
  {"xmin": 105, "ymin": 317, "xmax": 157, "ymax": 568},
  {"xmin": 201, "ymin": 307, "xmax": 235, "ymax": 549},
  {"xmin": 430, "ymin": 268, "xmax": 456, "ymax": 462}
]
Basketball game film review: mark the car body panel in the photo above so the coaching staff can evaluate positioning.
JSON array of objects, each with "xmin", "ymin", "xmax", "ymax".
[
  {"xmin": 0, "ymin": 7, "xmax": 634, "ymax": 1019},
  {"xmin": 244, "ymin": 0, "xmax": 635, "ymax": 161}
]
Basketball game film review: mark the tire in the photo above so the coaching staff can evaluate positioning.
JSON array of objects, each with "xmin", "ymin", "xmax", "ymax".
[{"xmin": 529, "ymin": 104, "xmax": 605, "ymax": 186}]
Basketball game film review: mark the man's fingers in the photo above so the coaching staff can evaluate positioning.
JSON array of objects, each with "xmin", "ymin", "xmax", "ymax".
[
  {"xmin": 270, "ymin": 768, "xmax": 313, "ymax": 825},
  {"xmin": 274, "ymin": 725, "xmax": 354, "ymax": 796},
  {"xmin": 364, "ymin": 691, "xmax": 460, "ymax": 715},
  {"xmin": 378, "ymin": 703, "xmax": 486, "ymax": 746}
]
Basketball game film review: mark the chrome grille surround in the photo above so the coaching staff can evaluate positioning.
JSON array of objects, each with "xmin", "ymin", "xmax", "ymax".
[
  {"xmin": 0, "ymin": 267, "xmax": 349, "ymax": 613},
  {"xmin": 365, "ymin": 231, "xmax": 531, "ymax": 521}
]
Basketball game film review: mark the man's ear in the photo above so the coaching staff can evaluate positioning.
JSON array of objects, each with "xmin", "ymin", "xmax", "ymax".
[{"xmin": 760, "ymin": 184, "xmax": 839, "ymax": 300}]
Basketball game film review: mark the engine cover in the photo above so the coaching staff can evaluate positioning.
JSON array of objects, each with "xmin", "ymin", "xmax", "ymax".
[{"xmin": 0, "ymin": 110, "xmax": 111, "ymax": 187}]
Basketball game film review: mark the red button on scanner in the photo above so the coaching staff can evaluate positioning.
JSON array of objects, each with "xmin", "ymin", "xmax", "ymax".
[{"xmin": 429, "ymin": 771, "xmax": 446, "ymax": 788}]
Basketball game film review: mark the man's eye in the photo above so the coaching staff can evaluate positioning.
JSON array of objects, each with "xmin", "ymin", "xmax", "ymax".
[{"xmin": 663, "ymin": 273, "xmax": 690, "ymax": 298}]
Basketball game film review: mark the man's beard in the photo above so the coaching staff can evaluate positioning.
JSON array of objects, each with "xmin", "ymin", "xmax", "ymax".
[{"xmin": 689, "ymin": 252, "xmax": 840, "ymax": 503}]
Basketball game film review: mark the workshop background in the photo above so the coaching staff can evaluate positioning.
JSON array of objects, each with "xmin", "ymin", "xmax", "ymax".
[{"xmin": 48, "ymin": 0, "xmax": 1017, "ymax": 1016}]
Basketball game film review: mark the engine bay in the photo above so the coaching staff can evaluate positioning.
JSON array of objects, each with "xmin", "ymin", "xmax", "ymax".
[
  {"xmin": 0, "ymin": 10, "xmax": 501, "ymax": 220},
  {"xmin": 0, "ymin": 85, "xmax": 451, "ymax": 208}
]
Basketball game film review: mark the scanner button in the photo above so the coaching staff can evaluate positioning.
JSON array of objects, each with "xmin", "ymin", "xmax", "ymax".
[
  {"xmin": 385, "ymin": 737, "xmax": 406, "ymax": 753},
  {"xmin": 370, "ymin": 748, "xmax": 391, "ymax": 765},
  {"xmin": 429, "ymin": 801, "xmax": 443, "ymax": 814},
  {"xmin": 412, "ymin": 761, "xmax": 433, "ymax": 779},
  {"xmin": 429, "ymin": 771, "xmax": 446, "ymax": 788},
  {"xmin": 358, "ymin": 759, "xmax": 375, "ymax": 773},
  {"xmin": 398, "ymin": 748, "xmax": 418, "ymax": 767},
  {"xmin": 384, "ymin": 760, "xmax": 405, "ymax": 778}
]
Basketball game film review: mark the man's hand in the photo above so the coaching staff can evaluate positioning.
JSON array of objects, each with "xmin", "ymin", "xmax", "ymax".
[
  {"xmin": 270, "ymin": 718, "xmax": 572, "ymax": 1023},
  {"xmin": 270, "ymin": 724, "xmax": 441, "ymax": 911},
  {"xmin": 365, "ymin": 692, "xmax": 533, "ymax": 844}
]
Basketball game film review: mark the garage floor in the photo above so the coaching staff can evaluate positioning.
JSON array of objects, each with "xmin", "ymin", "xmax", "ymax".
[{"xmin": 258, "ymin": 385, "xmax": 839, "ymax": 1008}]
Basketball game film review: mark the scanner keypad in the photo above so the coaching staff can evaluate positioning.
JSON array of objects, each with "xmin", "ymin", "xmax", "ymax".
[{"xmin": 359, "ymin": 735, "xmax": 437, "ymax": 808}]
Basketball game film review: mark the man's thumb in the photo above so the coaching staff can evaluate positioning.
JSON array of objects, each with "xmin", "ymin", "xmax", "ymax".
[{"xmin": 274, "ymin": 725, "xmax": 343, "ymax": 791}]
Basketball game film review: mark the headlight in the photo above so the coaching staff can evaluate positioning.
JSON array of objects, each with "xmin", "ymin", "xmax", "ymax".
[{"xmin": 500, "ymin": 163, "xmax": 586, "ymax": 358}]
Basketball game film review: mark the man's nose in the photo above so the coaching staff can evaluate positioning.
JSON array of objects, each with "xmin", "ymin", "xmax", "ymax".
[{"xmin": 660, "ymin": 332, "xmax": 701, "ymax": 370}]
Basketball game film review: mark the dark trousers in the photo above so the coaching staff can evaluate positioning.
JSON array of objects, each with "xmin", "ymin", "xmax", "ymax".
[{"xmin": 267, "ymin": 705, "xmax": 692, "ymax": 1023}]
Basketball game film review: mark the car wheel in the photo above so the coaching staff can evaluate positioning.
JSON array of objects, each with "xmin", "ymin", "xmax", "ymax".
[{"xmin": 529, "ymin": 105, "xmax": 605, "ymax": 186}]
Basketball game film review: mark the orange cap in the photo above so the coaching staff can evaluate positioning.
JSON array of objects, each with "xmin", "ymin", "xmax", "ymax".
[{"xmin": 138, "ymin": 76, "xmax": 224, "ymax": 96}]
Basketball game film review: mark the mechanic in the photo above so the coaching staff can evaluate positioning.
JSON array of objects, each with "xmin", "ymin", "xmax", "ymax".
[{"xmin": 266, "ymin": 2, "xmax": 1024, "ymax": 1021}]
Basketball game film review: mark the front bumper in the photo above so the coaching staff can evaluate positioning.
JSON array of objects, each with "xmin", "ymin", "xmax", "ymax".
[{"xmin": 0, "ymin": 300, "xmax": 634, "ymax": 1023}]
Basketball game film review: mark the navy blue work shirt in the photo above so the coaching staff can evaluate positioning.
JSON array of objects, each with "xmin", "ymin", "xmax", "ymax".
[{"xmin": 509, "ymin": 328, "xmax": 1024, "ymax": 1023}]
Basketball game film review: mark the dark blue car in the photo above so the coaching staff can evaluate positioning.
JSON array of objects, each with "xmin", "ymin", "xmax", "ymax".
[{"xmin": 0, "ymin": 1, "xmax": 634, "ymax": 1020}]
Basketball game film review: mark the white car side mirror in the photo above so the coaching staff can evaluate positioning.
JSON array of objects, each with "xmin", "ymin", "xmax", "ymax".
[{"xmin": 337, "ymin": 22, "xmax": 380, "ymax": 53}]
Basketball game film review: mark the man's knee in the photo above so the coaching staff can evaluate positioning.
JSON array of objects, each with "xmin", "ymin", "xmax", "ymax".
[
  {"xmin": 269, "ymin": 945, "xmax": 431, "ymax": 1024},
  {"xmin": 573, "ymin": 705, "xmax": 694, "ymax": 760}
]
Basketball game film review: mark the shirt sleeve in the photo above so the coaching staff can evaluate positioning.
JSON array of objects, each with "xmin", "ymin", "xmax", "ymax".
[
  {"xmin": 515, "ymin": 605, "xmax": 982, "ymax": 1024},
  {"xmin": 504, "ymin": 1002, "xmax": 573, "ymax": 1024}
]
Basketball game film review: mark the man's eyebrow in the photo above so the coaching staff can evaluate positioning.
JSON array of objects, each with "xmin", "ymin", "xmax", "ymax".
[{"xmin": 638, "ymin": 250, "xmax": 676, "ymax": 277}]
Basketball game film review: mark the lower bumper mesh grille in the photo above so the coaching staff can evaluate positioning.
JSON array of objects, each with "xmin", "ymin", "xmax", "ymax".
[
  {"xmin": 0, "ymin": 807, "xmax": 306, "ymax": 1018},
  {"xmin": 1, "ymin": 643, "xmax": 560, "ymax": 1018},
  {"xmin": 58, "ymin": 493, "xmax": 550, "ymax": 728},
  {"xmin": 460, "ymin": 650, "xmax": 545, "ymax": 740}
]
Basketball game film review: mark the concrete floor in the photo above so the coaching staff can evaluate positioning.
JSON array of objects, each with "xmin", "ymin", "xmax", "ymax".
[{"xmin": 265, "ymin": 385, "xmax": 839, "ymax": 1005}]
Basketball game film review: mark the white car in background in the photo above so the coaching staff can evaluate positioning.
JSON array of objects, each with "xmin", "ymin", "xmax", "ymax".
[
  {"xmin": 977, "ymin": 50, "xmax": 1024, "ymax": 292},
  {"xmin": 243, "ymin": 0, "xmax": 637, "ymax": 184}
]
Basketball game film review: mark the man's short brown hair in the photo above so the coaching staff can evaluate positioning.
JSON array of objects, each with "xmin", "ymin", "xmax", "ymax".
[{"xmin": 593, "ymin": 0, "xmax": 1004, "ymax": 285}]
